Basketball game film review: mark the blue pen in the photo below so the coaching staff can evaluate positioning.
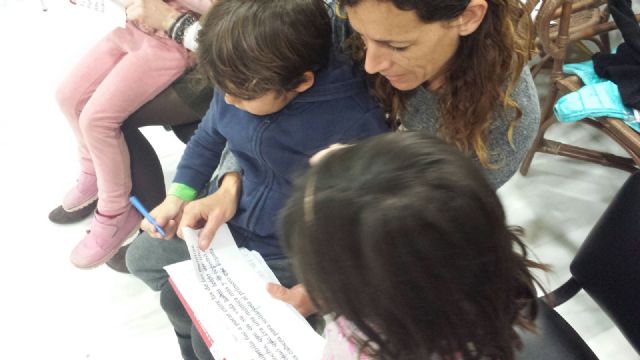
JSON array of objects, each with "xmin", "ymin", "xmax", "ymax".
[{"xmin": 130, "ymin": 196, "xmax": 167, "ymax": 237}]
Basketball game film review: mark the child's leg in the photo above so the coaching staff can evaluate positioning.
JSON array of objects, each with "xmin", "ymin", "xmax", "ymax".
[
  {"xmin": 55, "ymin": 29, "xmax": 129, "ymax": 178},
  {"xmin": 126, "ymin": 233, "xmax": 198, "ymax": 359},
  {"xmin": 70, "ymin": 28, "xmax": 189, "ymax": 268},
  {"xmin": 53, "ymin": 29, "xmax": 129, "ymax": 216},
  {"xmin": 78, "ymin": 28, "xmax": 189, "ymax": 216},
  {"xmin": 123, "ymin": 74, "xmax": 208, "ymax": 210}
]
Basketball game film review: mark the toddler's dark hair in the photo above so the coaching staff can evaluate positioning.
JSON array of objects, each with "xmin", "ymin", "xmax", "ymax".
[{"xmin": 198, "ymin": 0, "xmax": 332, "ymax": 99}]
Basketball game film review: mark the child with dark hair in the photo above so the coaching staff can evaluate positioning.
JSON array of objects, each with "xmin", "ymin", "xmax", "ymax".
[
  {"xmin": 280, "ymin": 132, "xmax": 545, "ymax": 360},
  {"xmin": 126, "ymin": 0, "xmax": 387, "ymax": 358}
]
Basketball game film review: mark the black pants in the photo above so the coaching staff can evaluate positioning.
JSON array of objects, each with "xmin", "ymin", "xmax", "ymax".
[{"xmin": 121, "ymin": 71, "xmax": 212, "ymax": 210}]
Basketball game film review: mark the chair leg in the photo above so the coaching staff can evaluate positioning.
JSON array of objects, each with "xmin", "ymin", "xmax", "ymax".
[
  {"xmin": 520, "ymin": 115, "xmax": 558, "ymax": 175},
  {"xmin": 599, "ymin": 30, "xmax": 611, "ymax": 54},
  {"xmin": 544, "ymin": 277, "xmax": 582, "ymax": 308},
  {"xmin": 520, "ymin": 86, "xmax": 559, "ymax": 176},
  {"xmin": 520, "ymin": 140, "xmax": 539, "ymax": 176}
]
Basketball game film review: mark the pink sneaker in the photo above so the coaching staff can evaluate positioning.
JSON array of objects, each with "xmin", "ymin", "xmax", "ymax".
[
  {"xmin": 62, "ymin": 172, "xmax": 98, "ymax": 212},
  {"xmin": 70, "ymin": 207, "xmax": 142, "ymax": 269}
]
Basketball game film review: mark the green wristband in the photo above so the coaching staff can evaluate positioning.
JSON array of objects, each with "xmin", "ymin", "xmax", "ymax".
[{"xmin": 169, "ymin": 183, "xmax": 198, "ymax": 201}]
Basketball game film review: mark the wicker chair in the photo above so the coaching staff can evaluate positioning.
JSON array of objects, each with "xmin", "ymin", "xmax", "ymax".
[{"xmin": 520, "ymin": 0, "xmax": 640, "ymax": 176}]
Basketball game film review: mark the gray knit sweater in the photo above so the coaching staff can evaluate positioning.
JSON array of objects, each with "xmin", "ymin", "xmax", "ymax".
[{"xmin": 400, "ymin": 67, "xmax": 540, "ymax": 189}]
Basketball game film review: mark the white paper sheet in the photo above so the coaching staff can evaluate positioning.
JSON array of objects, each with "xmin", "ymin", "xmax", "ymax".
[
  {"xmin": 166, "ymin": 226, "xmax": 325, "ymax": 360},
  {"xmin": 72, "ymin": 0, "xmax": 126, "ymax": 28}
]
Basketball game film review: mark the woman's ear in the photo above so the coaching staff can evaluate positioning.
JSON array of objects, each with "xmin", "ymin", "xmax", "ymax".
[
  {"xmin": 295, "ymin": 71, "xmax": 315, "ymax": 93},
  {"xmin": 457, "ymin": 0, "xmax": 488, "ymax": 36}
]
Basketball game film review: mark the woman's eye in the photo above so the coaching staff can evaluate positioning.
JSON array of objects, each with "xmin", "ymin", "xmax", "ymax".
[{"xmin": 389, "ymin": 44, "xmax": 408, "ymax": 52}]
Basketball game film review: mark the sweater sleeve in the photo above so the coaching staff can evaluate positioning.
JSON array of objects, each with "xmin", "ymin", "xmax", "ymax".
[
  {"xmin": 173, "ymin": 97, "xmax": 227, "ymax": 192},
  {"xmin": 482, "ymin": 66, "xmax": 540, "ymax": 189},
  {"xmin": 210, "ymin": 144, "xmax": 242, "ymax": 187}
]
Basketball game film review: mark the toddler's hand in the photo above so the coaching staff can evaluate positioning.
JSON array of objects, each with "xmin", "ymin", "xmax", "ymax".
[{"xmin": 141, "ymin": 195, "xmax": 185, "ymax": 239}]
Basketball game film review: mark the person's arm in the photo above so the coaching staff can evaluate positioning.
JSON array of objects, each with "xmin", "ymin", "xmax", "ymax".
[
  {"xmin": 125, "ymin": 0, "xmax": 181, "ymax": 32},
  {"xmin": 482, "ymin": 67, "xmax": 540, "ymax": 189},
  {"xmin": 125, "ymin": 0, "xmax": 209, "ymax": 51},
  {"xmin": 141, "ymin": 194, "xmax": 186, "ymax": 239},
  {"xmin": 178, "ymin": 171, "xmax": 242, "ymax": 250},
  {"xmin": 211, "ymin": 144, "xmax": 242, "ymax": 185},
  {"xmin": 172, "ymin": 96, "xmax": 227, "ymax": 201}
]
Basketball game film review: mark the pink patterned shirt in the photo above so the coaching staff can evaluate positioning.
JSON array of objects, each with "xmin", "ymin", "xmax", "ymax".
[{"xmin": 322, "ymin": 317, "xmax": 373, "ymax": 360}]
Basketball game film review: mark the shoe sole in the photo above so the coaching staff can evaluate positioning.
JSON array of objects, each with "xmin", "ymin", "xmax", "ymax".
[
  {"xmin": 63, "ymin": 194, "xmax": 98, "ymax": 212},
  {"xmin": 49, "ymin": 202, "xmax": 97, "ymax": 224},
  {"xmin": 71, "ymin": 226, "xmax": 140, "ymax": 270}
]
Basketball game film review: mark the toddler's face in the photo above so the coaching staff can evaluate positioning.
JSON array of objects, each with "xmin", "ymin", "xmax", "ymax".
[{"xmin": 223, "ymin": 90, "xmax": 297, "ymax": 116}]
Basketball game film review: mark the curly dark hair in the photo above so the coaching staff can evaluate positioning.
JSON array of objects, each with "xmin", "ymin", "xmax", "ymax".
[{"xmin": 197, "ymin": 0, "xmax": 332, "ymax": 99}]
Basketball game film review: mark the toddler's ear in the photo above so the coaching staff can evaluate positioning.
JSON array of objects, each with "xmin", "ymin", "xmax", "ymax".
[{"xmin": 295, "ymin": 72, "xmax": 315, "ymax": 93}]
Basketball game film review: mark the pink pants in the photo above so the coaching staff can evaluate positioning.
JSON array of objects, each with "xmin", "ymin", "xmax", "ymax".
[{"xmin": 56, "ymin": 24, "xmax": 189, "ymax": 215}]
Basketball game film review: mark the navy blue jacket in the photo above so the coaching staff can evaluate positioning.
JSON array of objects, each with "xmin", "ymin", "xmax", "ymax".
[{"xmin": 174, "ymin": 53, "xmax": 388, "ymax": 259}]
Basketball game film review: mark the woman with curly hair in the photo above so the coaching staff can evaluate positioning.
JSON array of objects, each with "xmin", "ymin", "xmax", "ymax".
[
  {"xmin": 265, "ymin": 0, "xmax": 542, "ymax": 315},
  {"xmin": 335, "ymin": 0, "xmax": 540, "ymax": 188}
]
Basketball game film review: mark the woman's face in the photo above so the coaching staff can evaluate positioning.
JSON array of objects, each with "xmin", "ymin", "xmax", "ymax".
[{"xmin": 346, "ymin": 1, "xmax": 461, "ymax": 91}]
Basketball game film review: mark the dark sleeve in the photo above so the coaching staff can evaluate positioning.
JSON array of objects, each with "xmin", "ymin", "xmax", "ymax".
[
  {"xmin": 173, "ymin": 96, "xmax": 227, "ymax": 192},
  {"xmin": 340, "ymin": 106, "xmax": 389, "ymax": 143}
]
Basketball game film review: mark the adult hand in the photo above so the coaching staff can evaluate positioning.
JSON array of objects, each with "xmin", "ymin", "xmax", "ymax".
[
  {"xmin": 177, "ymin": 173, "xmax": 242, "ymax": 250},
  {"xmin": 267, "ymin": 283, "xmax": 318, "ymax": 317},
  {"xmin": 141, "ymin": 195, "xmax": 186, "ymax": 239},
  {"xmin": 309, "ymin": 143, "xmax": 350, "ymax": 166},
  {"xmin": 125, "ymin": 0, "xmax": 181, "ymax": 32}
]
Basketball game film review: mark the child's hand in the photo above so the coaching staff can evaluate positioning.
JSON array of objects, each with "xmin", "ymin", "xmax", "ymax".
[
  {"xmin": 267, "ymin": 283, "xmax": 317, "ymax": 317},
  {"xmin": 125, "ymin": 0, "xmax": 181, "ymax": 32},
  {"xmin": 141, "ymin": 195, "xmax": 185, "ymax": 239},
  {"xmin": 178, "ymin": 173, "xmax": 242, "ymax": 250}
]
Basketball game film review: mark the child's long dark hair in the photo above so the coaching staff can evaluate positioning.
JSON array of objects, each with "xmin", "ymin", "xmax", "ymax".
[{"xmin": 279, "ymin": 132, "xmax": 545, "ymax": 359}]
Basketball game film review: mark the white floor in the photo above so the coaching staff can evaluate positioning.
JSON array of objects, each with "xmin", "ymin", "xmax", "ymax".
[{"xmin": 0, "ymin": 1, "xmax": 638, "ymax": 359}]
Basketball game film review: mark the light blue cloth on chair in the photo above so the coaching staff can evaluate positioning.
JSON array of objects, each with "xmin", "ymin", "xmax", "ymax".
[
  {"xmin": 563, "ymin": 61, "xmax": 607, "ymax": 86},
  {"xmin": 554, "ymin": 61, "xmax": 639, "ymax": 132}
]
